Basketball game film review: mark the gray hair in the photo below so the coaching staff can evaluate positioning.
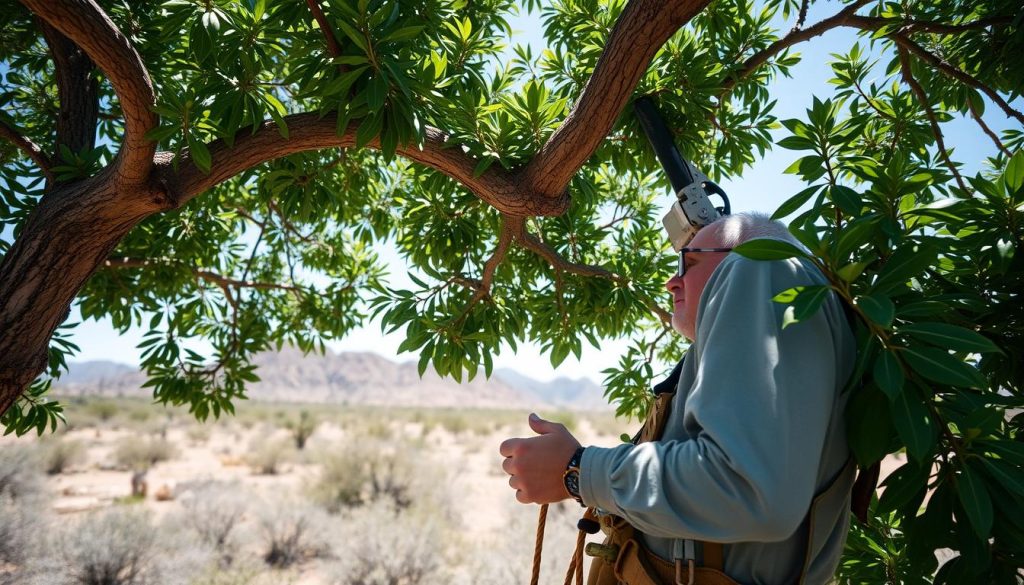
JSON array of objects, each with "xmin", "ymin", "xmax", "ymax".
[{"xmin": 705, "ymin": 211, "xmax": 804, "ymax": 249}]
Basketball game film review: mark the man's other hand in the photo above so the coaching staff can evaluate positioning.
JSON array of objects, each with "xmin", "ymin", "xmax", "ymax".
[{"xmin": 499, "ymin": 413, "xmax": 582, "ymax": 504}]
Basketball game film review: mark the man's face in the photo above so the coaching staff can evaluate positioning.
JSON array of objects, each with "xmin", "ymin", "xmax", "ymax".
[{"xmin": 665, "ymin": 226, "xmax": 730, "ymax": 341}]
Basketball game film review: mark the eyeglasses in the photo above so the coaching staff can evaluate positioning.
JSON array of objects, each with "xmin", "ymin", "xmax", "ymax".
[{"xmin": 677, "ymin": 247, "xmax": 732, "ymax": 277}]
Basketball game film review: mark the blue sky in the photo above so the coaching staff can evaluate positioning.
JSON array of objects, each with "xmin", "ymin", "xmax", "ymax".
[{"xmin": 45, "ymin": 4, "xmax": 1019, "ymax": 384}]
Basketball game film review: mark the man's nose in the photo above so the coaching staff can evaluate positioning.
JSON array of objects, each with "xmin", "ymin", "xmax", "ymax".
[{"xmin": 665, "ymin": 274, "xmax": 684, "ymax": 293}]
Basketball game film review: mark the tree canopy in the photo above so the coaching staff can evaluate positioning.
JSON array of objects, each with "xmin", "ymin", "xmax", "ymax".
[{"xmin": 1, "ymin": 0, "xmax": 1022, "ymax": 581}]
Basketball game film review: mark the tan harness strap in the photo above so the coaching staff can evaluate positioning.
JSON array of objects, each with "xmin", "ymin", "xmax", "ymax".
[{"xmin": 702, "ymin": 542, "xmax": 724, "ymax": 572}]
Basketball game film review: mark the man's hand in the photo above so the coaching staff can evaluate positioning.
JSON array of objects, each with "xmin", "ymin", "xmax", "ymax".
[{"xmin": 499, "ymin": 413, "xmax": 582, "ymax": 504}]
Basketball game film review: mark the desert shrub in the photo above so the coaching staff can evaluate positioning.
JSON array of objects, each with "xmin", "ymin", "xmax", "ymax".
[
  {"xmin": 185, "ymin": 424, "xmax": 212, "ymax": 445},
  {"xmin": 244, "ymin": 437, "xmax": 294, "ymax": 475},
  {"xmin": 0, "ymin": 444, "xmax": 43, "ymax": 499},
  {"xmin": 0, "ymin": 491, "xmax": 48, "ymax": 572},
  {"xmin": 308, "ymin": 439, "xmax": 450, "ymax": 514},
  {"xmin": 285, "ymin": 410, "xmax": 318, "ymax": 450},
  {"xmin": 176, "ymin": 482, "xmax": 247, "ymax": 567},
  {"xmin": 39, "ymin": 437, "xmax": 86, "ymax": 475},
  {"xmin": 82, "ymin": 400, "xmax": 119, "ymax": 424},
  {"xmin": 112, "ymin": 436, "xmax": 176, "ymax": 471},
  {"xmin": 325, "ymin": 500, "xmax": 445, "ymax": 585},
  {"xmin": 51, "ymin": 507, "xmax": 160, "ymax": 585},
  {"xmin": 453, "ymin": 501, "xmax": 583, "ymax": 585},
  {"xmin": 256, "ymin": 502, "xmax": 327, "ymax": 569}
]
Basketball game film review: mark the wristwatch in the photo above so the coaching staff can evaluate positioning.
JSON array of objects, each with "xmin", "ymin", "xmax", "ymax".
[{"xmin": 563, "ymin": 446, "xmax": 586, "ymax": 506}]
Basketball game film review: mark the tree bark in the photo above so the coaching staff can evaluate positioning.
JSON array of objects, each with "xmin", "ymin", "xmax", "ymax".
[{"xmin": 0, "ymin": 169, "xmax": 171, "ymax": 414}]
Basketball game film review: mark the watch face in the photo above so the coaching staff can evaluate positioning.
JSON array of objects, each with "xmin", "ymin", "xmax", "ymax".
[{"xmin": 565, "ymin": 469, "xmax": 581, "ymax": 497}]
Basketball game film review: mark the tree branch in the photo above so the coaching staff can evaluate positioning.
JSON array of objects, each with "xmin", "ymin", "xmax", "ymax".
[
  {"xmin": 0, "ymin": 118, "xmax": 55, "ymax": 182},
  {"xmin": 885, "ymin": 31, "xmax": 1024, "ymax": 127},
  {"xmin": 851, "ymin": 14, "xmax": 1013, "ymax": 36},
  {"xmin": 22, "ymin": 0, "xmax": 157, "ymax": 186},
  {"xmin": 897, "ymin": 48, "xmax": 969, "ymax": 194},
  {"xmin": 722, "ymin": 0, "xmax": 872, "ymax": 94},
  {"xmin": 102, "ymin": 257, "xmax": 322, "ymax": 296},
  {"xmin": 518, "ymin": 0, "xmax": 713, "ymax": 199},
  {"xmin": 790, "ymin": 0, "xmax": 811, "ymax": 34},
  {"xmin": 38, "ymin": 19, "xmax": 98, "ymax": 157},
  {"xmin": 168, "ymin": 113, "xmax": 568, "ymax": 217},
  {"xmin": 967, "ymin": 98, "xmax": 1011, "ymax": 158},
  {"xmin": 304, "ymin": 0, "xmax": 343, "ymax": 58}
]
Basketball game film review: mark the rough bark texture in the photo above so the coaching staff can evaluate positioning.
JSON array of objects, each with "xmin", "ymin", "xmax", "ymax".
[
  {"xmin": 519, "ymin": 0, "xmax": 713, "ymax": 199},
  {"xmin": 0, "ymin": 170, "xmax": 171, "ymax": 414},
  {"xmin": 39, "ymin": 20, "xmax": 99, "ymax": 157}
]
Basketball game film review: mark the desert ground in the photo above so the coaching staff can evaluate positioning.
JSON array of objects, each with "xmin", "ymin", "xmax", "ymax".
[{"xmin": 1, "ymin": 397, "xmax": 905, "ymax": 585}]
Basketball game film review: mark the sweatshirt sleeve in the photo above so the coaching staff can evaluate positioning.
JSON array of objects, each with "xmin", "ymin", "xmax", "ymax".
[{"xmin": 579, "ymin": 256, "xmax": 843, "ymax": 543}]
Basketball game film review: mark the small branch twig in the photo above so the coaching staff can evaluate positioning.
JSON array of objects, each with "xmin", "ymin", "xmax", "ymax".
[
  {"xmin": 967, "ymin": 98, "xmax": 1011, "ymax": 158},
  {"xmin": 886, "ymin": 32, "xmax": 1024, "ymax": 127},
  {"xmin": 897, "ymin": 48, "xmax": 969, "ymax": 194},
  {"xmin": 790, "ymin": 0, "xmax": 811, "ymax": 34},
  {"xmin": 0, "ymin": 119, "xmax": 55, "ymax": 182},
  {"xmin": 722, "ymin": 0, "xmax": 872, "ymax": 94}
]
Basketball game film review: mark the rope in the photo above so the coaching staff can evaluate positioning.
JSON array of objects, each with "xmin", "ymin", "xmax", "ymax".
[
  {"xmin": 531, "ymin": 503, "xmax": 549, "ymax": 585},
  {"xmin": 562, "ymin": 526, "xmax": 587, "ymax": 585}
]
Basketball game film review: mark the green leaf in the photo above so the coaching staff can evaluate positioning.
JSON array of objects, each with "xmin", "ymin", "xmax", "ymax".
[
  {"xmin": 830, "ymin": 184, "xmax": 862, "ymax": 215},
  {"xmin": 732, "ymin": 239, "xmax": 809, "ymax": 261},
  {"xmin": 956, "ymin": 464, "xmax": 993, "ymax": 539},
  {"xmin": 871, "ymin": 242, "xmax": 937, "ymax": 294},
  {"xmin": 980, "ymin": 458, "xmax": 1024, "ymax": 498},
  {"xmin": 899, "ymin": 323, "xmax": 1002, "ymax": 354},
  {"xmin": 336, "ymin": 20, "xmax": 368, "ymax": 53},
  {"xmin": 383, "ymin": 25, "xmax": 425, "ymax": 43},
  {"xmin": 846, "ymin": 385, "xmax": 894, "ymax": 467},
  {"xmin": 877, "ymin": 461, "xmax": 929, "ymax": 516},
  {"xmin": 901, "ymin": 346, "xmax": 987, "ymax": 389},
  {"xmin": 872, "ymin": 350, "xmax": 904, "ymax": 400},
  {"xmin": 890, "ymin": 386, "xmax": 935, "ymax": 461},
  {"xmin": 855, "ymin": 293, "xmax": 895, "ymax": 329},
  {"xmin": 355, "ymin": 110, "xmax": 384, "ymax": 149},
  {"xmin": 1004, "ymin": 150, "xmax": 1024, "ymax": 192},
  {"xmin": 836, "ymin": 261, "xmax": 869, "ymax": 283},
  {"xmin": 771, "ymin": 185, "xmax": 821, "ymax": 219},
  {"xmin": 782, "ymin": 285, "xmax": 830, "ymax": 328},
  {"xmin": 186, "ymin": 134, "xmax": 211, "ymax": 173}
]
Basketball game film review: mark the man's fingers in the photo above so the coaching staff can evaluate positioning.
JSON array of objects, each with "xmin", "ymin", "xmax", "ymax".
[
  {"xmin": 498, "ymin": 438, "xmax": 519, "ymax": 457},
  {"xmin": 515, "ymin": 489, "xmax": 531, "ymax": 504},
  {"xmin": 508, "ymin": 475, "xmax": 522, "ymax": 491},
  {"xmin": 501, "ymin": 456, "xmax": 515, "ymax": 476},
  {"xmin": 528, "ymin": 412, "xmax": 562, "ymax": 436}
]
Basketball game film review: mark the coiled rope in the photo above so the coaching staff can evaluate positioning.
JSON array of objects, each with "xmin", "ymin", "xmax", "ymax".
[{"xmin": 532, "ymin": 504, "xmax": 590, "ymax": 585}]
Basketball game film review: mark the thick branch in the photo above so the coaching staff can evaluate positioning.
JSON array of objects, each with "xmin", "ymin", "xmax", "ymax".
[
  {"xmin": 169, "ymin": 113, "xmax": 568, "ymax": 217},
  {"xmin": 897, "ymin": 48, "xmax": 969, "ymax": 194},
  {"xmin": 723, "ymin": 0, "xmax": 872, "ymax": 93},
  {"xmin": 0, "ymin": 119, "xmax": 55, "ymax": 182},
  {"xmin": 885, "ymin": 31, "xmax": 1024, "ymax": 126},
  {"xmin": 518, "ymin": 0, "xmax": 713, "ymax": 199},
  {"xmin": 38, "ymin": 19, "xmax": 98, "ymax": 157},
  {"xmin": 22, "ymin": 0, "xmax": 157, "ymax": 185}
]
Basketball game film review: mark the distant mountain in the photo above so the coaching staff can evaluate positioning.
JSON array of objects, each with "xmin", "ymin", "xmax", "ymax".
[
  {"xmin": 55, "ymin": 349, "xmax": 612, "ymax": 411},
  {"xmin": 494, "ymin": 369, "xmax": 608, "ymax": 411}
]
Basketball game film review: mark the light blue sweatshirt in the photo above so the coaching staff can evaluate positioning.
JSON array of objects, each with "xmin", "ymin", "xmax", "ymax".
[{"xmin": 580, "ymin": 253, "xmax": 857, "ymax": 585}]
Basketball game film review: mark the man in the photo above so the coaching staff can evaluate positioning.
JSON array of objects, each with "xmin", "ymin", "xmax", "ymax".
[{"xmin": 499, "ymin": 212, "xmax": 857, "ymax": 585}]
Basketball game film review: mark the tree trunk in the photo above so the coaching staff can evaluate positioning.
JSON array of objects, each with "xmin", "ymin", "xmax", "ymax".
[{"xmin": 0, "ymin": 170, "xmax": 169, "ymax": 413}]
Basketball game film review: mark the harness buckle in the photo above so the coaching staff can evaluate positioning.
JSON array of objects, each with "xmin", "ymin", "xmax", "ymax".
[{"xmin": 674, "ymin": 559, "xmax": 695, "ymax": 585}]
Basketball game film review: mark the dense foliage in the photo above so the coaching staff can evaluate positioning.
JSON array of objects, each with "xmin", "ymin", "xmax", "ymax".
[{"xmin": 1, "ymin": 0, "xmax": 1021, "ymax": 581}]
